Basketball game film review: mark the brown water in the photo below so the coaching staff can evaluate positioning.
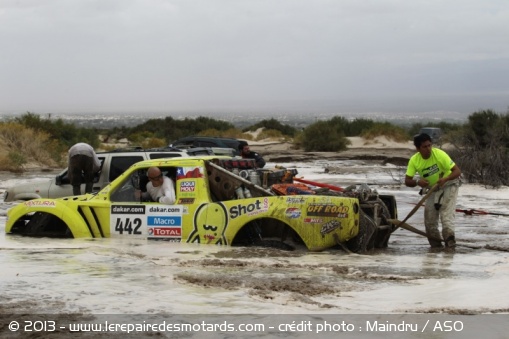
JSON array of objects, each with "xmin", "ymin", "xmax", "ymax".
[{"xmin": 1, "ymin": 164, "xmax": 508, "ymax": 320}]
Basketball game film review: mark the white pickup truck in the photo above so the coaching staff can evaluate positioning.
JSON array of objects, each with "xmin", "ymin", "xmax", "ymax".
[{"xmin": 3, "ymin": 146, "xmax": 231, "ymax": 202}]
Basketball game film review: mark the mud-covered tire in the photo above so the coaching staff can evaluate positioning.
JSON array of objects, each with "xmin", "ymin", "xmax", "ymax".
[
  {"xmin": 373, "ymin": 198, "xmax": 395, "ymax": 248},
  {"xmin": 373, "ymin": 228, "xmax": 391, "ymax": 248},
  {"xmin": 252, "ymin": 240, "xmax": 295, "ymax": 251},
  {"xmin": 346, "ymin": 211, "xmax": 377, "ymax": 253}
]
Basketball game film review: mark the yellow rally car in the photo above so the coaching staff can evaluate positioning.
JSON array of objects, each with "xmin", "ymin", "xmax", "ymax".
[{"xmin": 5, "ymin": 156, "xmax": 398, "ymax": 253}]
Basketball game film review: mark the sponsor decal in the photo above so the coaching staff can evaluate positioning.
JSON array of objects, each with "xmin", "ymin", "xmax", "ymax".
[
  {"xmin": 320, "ymin": 220, "xmax": 341, "ymax": 236},
  {"xmin": 307, "ymin": 204, "xmax": 349, "ymax": 217},
  {"xmin": 187, "ymin": 203, "xmax": 228, "ymax": 245},
  {"xmin": 304, "ymin": 217, "xmax": 324, "ymax": 223},
  {"xmin": 286, "ymin": 197, "xmax": 306, "ymax": 204},
  {"xmin": 148, "ymin": 206, "xmax": 182, "ymax": 213},
  {"xmin": 110, "ymin": 204, "xmax": 183, "ymax": 239},
  {"xmin": 229, "ymin": 198, "xmax": 269, "ymax": 219},
  {"xmin": 148, "ymin": 227, "xmax": 181, "ymax": 237},
  {"xmin": 111, "ymin": 205, "xmax": 146, "ymax": 214},
  {"xmin": 147, "ymin": 216, "xmax": 182, "ymax": 226},
  {"xmin": 178, "ymin": 198, "xmax": 195, "ymax": 204},
  {"xmin": 179, "ymin": 181, "xmax": 196, "ymax": 192},
  {"xmin": 285, "ymin": 208, "xmax": 301, "ymax": 218},
  {"xmin": 24, "ymin": 200, "xmax": 56, "ymax": 207}
]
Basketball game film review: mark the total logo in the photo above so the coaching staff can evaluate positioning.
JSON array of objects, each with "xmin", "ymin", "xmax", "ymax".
[{"xmin": 149, "ymin": 227, "xmax": 181, "ymax": 237}]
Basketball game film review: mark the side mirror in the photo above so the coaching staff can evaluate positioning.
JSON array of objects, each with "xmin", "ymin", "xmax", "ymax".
[{"xmin": 55, "ymin": 175, "xmax": 62, "ymax": 185}]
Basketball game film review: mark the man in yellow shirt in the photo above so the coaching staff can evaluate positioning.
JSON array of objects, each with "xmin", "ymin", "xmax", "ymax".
[{"xmin": 405, "ymin": 133, "xmax": 462, "ymax": 248}]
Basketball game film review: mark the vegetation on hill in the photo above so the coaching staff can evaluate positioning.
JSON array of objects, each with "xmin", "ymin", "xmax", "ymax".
[
  {"xmin": 0, "ymin": 122, "xmax": 62, "ymax": 172},
  {"xmin": 14, "ymin": 113, "xmax": 100, "ymax": 148},
  {"xmin": 1, "ymin": 109, "xmax": 508, "ymax": 187},
  {"xmin": 447, "ymin": 110, "xmax": 509, "ymax": 187}
]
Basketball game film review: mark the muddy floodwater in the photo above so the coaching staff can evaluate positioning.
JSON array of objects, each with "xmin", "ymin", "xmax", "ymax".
[{"xmin": 1, "ymin": 160, "xmax": 509, "ymax": 337}]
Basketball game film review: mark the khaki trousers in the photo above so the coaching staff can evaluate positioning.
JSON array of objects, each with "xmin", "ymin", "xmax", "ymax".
[{"xmin": 424, "ymin": 180, "xmax": 459, "ymax": 247}]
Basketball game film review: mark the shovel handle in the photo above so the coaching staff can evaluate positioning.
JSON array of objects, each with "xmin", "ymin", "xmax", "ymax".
[{"xmin": 392, "ymin": 184, "xmax": 438, "ymax": 233}]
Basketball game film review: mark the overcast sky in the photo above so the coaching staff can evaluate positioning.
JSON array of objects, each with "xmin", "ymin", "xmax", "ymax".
[{"xmin": 1, "ymin": 0, "xmax": 508, "ymax": 116}]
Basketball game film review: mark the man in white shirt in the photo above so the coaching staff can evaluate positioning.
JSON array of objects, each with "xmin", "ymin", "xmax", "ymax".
[
  {"xmin": 68, "ymin": 143, "xmax": 101, "ymax": 195},
  {"xmin": 140, "ymin": 167, "xmax": 176, "ymax": 204}
]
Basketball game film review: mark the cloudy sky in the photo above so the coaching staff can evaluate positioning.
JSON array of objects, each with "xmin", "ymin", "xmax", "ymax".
[{"xmin": 1, "ymin": 0, "xmax": 508, "ymax": 116}]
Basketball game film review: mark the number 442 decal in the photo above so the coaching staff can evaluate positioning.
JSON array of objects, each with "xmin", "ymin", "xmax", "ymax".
[{"xmin": 114, "ymin": 217, "xmax": 142, "ymax": 235}]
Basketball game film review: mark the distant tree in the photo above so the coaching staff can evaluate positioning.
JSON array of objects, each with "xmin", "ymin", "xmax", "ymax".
[
  {"xmin": 345, "ymin": 118, "xmax": 376, "ymax": 136},
  {"xmin": 465, "ymin": 109, "xmax": 501, "ymax": 148},
  {"xmin": 15, "ymin": 112, "xmax": 99, "ymax": 148},
  {"xmin": 129, "ymin": 116, "xmax": 236, "ymax": 143},
  {"xmin": 316, "ymin": 116, "xmax": 379, "ymax": 137}
]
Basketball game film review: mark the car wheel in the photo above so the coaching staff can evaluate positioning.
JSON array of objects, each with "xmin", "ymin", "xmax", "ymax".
[{"xmin": 346, "ymin": 210, "xmax": 377, "ymax": 253}]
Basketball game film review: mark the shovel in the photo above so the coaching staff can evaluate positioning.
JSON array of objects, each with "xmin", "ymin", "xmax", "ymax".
[
  {"xmin": 391, "ymin": 184, "xmax": 438, "ymax": 234},
  {"xmin": 388, "ymin": 218, "xmax": 442, "ymax": 242}
]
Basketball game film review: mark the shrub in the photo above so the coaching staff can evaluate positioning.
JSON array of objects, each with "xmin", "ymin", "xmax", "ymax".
[
  {"xmin": 7, "ymin": 151, "xmax": 27, "ymax": 172},
  {"xmin": 450, "ymin": 110, "xmax": 509, "ymax": 187},
  {"xmin": 344, "ymin": 118, "xmax": 376, "ymax": 136},
  {"xmin": 15, "ymin": 112, "xmax": 99, "ymax": 148},
  {"xmin": 0, "ymin": 122, "xmax": 61, "ymax": 171},
  {"xmin": 301, "ymin": 120, "xmax": 350, "ymax": 152}
]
